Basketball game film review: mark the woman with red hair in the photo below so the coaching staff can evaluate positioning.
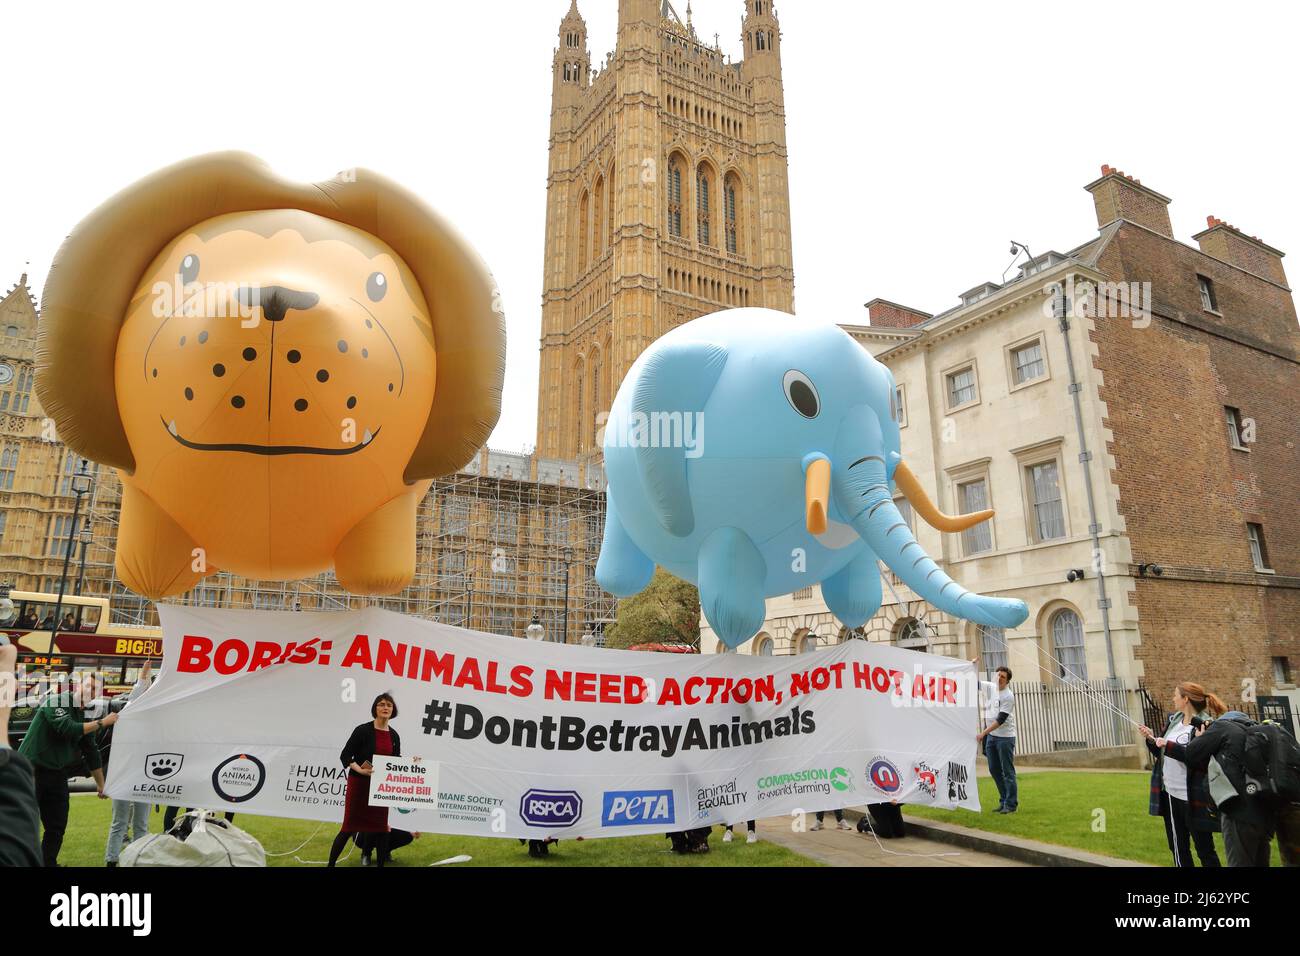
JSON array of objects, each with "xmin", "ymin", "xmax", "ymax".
[{"xmin": 1140, "ymin": 682, "xmax": 1227, "ymax": 867}]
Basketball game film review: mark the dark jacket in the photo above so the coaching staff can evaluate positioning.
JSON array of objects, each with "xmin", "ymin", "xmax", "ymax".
[
  {"xmin": 0, "ymin": 748, "xmax": 42, "ymax": 866},
  {"xmin": 339, "ymin": 722, "xmax": 401, "ymax": 775},
  {"xmin": 15, "ymin": 695, "xmax": 102, "ymax": 773},
  {"xmin": 1147, "ymin": 712, "xmax": 1219, "ymax": 832},
  {"xmin": 1166, "ymin": 712, "xmax": 1271, "ymax": 827}
]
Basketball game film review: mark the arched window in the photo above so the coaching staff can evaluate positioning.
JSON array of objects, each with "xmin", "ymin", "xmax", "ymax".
[
  {"xmin": 1050, "ymin": 609, "xmax": 1087, "ymax": 682},
  {"xmin": 753, "ymin": 634, "xmax": 773, "ymax": 656},
  {"xmin": 797, "ymin": 632, "xmax": 818, "ymax": 654},
  {"xmin": 724, "ymin": 174, "xmax": 740, "ymax": 254},
  {"xmin": 590, "ymin": 348, "xmax": 602, "ymax": 450},
  {"xmin": 696, "ymin": 164, "xmax": 714, "ymax": 247},
  {"xmin": 577, "ymin": 190, "xmax": 589, "ymax": 274},
  {"xmin": 5, "ymin": 326, "xmax": 16, "ymax": 337},
  {"xmin": 978, "ymin": 625, "xmax": 1008, "ymax": 681},
  {"xmin": 893, "ymin": 617, "xmax": 929, "ymax": 652},
  {"xmin": 667, "ymin": 156, "xmax": 683, "ymax": 238},
  {"xmin": 607, "ymin": 165, "xmax": 615, "ymax": 249},
  {"xmin": 592, "ymin": 177, "xmax": 604, "ymax": 259},
  {"xmin": 574, "ymin": 359, "xmax": 585, "ymax": 455},
  {"xmin": 756, "ymin": 31, "xmax": 766, "ymax": 51}
]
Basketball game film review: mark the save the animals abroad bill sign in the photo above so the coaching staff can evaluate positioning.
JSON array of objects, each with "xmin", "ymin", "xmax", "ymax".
[{"xmin": 107, "ymin": 606, "xmax": 982, "ymax": 839}]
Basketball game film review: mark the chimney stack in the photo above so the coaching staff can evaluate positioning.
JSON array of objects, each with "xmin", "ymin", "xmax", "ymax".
[
  {"xmin": 1084, "ymin": 164, "xmax": 1173, "ymax": 238},
  {"xmin": 865, "ymin": 298, "xmax": 932, "ymax": 330},
  {"xmin": 1192, "ymin": 216, "xmax": 1287, "ymax": 286}
]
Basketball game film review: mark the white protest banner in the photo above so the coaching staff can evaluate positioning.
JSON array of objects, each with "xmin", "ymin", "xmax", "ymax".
[
  {"xmin": 369, "ymin": 756, "xmax": 439, "ymax": 811},
  {"xmin": 106, "ymin": 605, "xmax": 982, "ymax": 839}
]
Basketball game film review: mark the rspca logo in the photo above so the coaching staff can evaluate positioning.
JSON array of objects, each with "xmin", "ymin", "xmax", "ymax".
[
  {"xmin": 602, "ymin": 790, "xmax": 675, "ymax": 827},
  {"xmin": 144, "ymin": 753, "xmax": 183, "ymax": 781},
  {"xmin": 519, "ymin": 789, "xmax": 582, "ymax": 828}
]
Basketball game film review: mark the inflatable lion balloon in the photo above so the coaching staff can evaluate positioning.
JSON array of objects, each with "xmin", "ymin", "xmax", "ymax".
[{"xmin": 36, "ymin": 153, "xmax": 504, "ymax": 599}]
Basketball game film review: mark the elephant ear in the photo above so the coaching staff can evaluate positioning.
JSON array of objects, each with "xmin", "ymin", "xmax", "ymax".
[{"xmin": 630, "ymin": 340, "xmax": 727, "ymax": 538}]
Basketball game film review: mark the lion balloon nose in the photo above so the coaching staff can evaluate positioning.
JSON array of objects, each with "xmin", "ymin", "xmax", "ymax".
[{"xmin": 236, "ymin": 285, "xmax": 320, "ymax": 322}]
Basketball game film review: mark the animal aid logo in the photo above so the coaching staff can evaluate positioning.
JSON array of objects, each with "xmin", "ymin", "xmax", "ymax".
[
  {"xmin": 947, "ymin": 761, "xmax": 969, "ymax": 802},
  {"xmin": 602, "ymin": 790, "xmax": 676, "ymax": 827}
]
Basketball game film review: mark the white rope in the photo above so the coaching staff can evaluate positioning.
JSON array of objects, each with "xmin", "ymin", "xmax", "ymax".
[
  {"xmin": 263, "ymin": 821, "xmax": 327, "ymax": 858},
  {"xmin": 852, "ymin": 808, "xmax": 963, "ymax": 859},
  {"xmin": 878, "ymin": 567, "xmax": 1140, "ymax": 730}
]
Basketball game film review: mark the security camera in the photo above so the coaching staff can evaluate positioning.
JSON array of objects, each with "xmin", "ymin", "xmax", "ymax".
[
  {"xmin": 1066, "ymin": 569, "xmax": 1086, "ymax": 583},
  {"xmin": 1137, "ymin": 563, "xmax": 1165, "ymax": 578}
]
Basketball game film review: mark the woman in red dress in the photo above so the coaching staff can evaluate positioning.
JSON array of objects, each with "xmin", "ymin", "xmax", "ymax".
[{"xmin": 328, "ymin": 693, "xmax": 402, "ymax": 867}]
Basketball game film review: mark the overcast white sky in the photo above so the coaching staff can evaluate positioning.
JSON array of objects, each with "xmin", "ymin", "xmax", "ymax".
[{"xmin": 4, "ymin": 1, "xmax": 1296, "ymax": 453}]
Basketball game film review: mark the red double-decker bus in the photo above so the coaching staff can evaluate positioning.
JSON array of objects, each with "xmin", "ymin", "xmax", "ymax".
[{"xmin": 4, "ymin": 589, "xmax": 162, "ymax": 699}]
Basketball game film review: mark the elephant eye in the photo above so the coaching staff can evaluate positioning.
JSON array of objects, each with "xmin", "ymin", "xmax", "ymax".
[
  {"xmin": 179, "ymin": 254, "xmax": 200, "ymax": 284},
  {"xmin": 366, "ymin": 272, "xmax": 388, "ymax": 303},
  {"xmin": 783, "ymin": 369, "xmax": 820, "ymax": 419}
]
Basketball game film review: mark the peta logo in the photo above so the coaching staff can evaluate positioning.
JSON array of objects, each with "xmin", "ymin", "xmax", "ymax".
[
  {"xmin": 519, "ymin": 789, "xmax": 582, "ymax": 828},
  {"xmin": 50, "ymin": 887, "xmax": 151, "ymax": 936},
  {"xmin": 602, "ymin": 790, "xmax": 675, "ymax": 827}
]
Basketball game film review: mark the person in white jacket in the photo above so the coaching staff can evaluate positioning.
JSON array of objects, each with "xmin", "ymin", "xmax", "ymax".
[{"xmin": 103, "ymin": 660, "xmax": 154, "ymax": 867}]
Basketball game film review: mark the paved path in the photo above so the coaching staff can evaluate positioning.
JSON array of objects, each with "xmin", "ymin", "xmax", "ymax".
[{"xmin": 753, "ymin": 817, "xmax": 1027, "ymax": 868}]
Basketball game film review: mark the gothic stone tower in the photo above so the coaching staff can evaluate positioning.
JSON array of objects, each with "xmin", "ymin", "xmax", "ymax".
[{"xmin": 536, "ymin": 0, "xmax": 796, "ymax": 460}]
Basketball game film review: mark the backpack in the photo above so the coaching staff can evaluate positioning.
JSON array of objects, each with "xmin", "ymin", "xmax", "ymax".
[{"xmin": 1241, "ymin": 720, "xmax": 1300, "ymax": 803}]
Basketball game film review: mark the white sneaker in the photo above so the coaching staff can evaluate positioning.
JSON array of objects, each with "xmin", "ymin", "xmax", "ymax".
[
  {"xmin": 746, "ymin": 831, "xmax": 758, "ymax": 844},
  {"xmin": 837, "ymin": 819, "xmax": 854, "ymax": 831},
  {"xmin": 723, "ymin": 829, "xmax": 734, "ymax": 842},
  {"xmin": 810, "ymin": 820, "xmax": 824, "ymax": 831}
]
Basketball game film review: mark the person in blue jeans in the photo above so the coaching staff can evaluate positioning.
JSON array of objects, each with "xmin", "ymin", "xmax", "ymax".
[{"xmin": 976, "ymin": 666, "xmax": 1017, "ymax": 813}]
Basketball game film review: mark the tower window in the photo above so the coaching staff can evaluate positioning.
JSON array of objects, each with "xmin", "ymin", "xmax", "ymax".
[
  {"xmin": 725, "ymin": 175, "xmax": 739, "ymax": 254},
  {"xmin": 667, "ymin": 156, "xmax": 683, "ymax": 238},
  {"xmin": 697, "ymin": 165, "xmax": 713, "ymax": 247}
]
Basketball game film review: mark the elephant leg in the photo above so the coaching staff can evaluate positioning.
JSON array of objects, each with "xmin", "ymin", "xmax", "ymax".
[
  {"xmin": 115, "ymin": 483, "xmax": 211, "ymax": 599},
  {"xmin": 595, "ymin": 494, "xmax": 655, "ymax": 597},
  {"xmin": 820, "ymin": 550, "xmax": 883, "ymax": 629},
  {"xmin": 333, "ymin": 483, "xmax": 428, "ymax": 596},
  {"xmin": 698, "ymin": 526, "xmax": 767, "ymax": 649}
]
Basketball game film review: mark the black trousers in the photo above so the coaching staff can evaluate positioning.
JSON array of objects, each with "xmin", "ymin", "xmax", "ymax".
[
  {"xmin": 1162, "ymin": 793, "xmax": 1220, "ymax": 867},
  {"xmin": 32, "ymin": 767, "xmax": 70, "ymax": 868}
]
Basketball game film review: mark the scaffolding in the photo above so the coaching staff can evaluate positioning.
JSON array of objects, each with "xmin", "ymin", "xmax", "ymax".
[{"xmin": 72, "ymin": 449, "xmax": 616, "ymax": 644}]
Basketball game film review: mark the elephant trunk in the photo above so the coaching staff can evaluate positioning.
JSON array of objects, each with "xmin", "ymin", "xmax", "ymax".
[{"xmin": 831, "ymin": 430, "xmax": 1027, "ymax": 629}]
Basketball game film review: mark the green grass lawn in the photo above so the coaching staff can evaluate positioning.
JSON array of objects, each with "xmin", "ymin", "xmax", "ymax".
[
  {"xmin": 58, "ymin": 796, "xmax": 818, "ymax": 868},
  {"xmin": 902, "ymin": 770, "xmax": 1282, "ymax": 866}
]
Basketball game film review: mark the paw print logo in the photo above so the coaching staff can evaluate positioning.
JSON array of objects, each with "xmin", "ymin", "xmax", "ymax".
[{"xmin": 146, "ymin": 753, "xmax": 185, "ymax": 781}]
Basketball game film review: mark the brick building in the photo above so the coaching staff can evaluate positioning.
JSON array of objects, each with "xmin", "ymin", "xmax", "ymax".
[
  {"xmin": 1082, "ymin": 166, "xmax": 1299, "ymax": 703},
  {"xmin": 705, "ymin": 166, "xmax": 1298, "ymax": 747}
]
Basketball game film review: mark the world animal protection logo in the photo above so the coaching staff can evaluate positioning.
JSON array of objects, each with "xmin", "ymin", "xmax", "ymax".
[{"xmin": 867, "ymin": 756, "xmax": 903, "ymax": 796}]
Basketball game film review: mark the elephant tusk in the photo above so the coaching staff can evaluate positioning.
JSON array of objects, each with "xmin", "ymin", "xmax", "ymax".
[
  {"xmin": 805, "ymin": 457, "xmax": 830, "ymax": 535},
  {"xmin": 894, "ymin": 460, "xmax": 994, "ymax": 533}
]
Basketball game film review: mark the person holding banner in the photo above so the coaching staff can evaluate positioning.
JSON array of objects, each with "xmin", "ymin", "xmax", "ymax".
[
  {"xmin": 328, "ymin": 693, "xmax": 402, "ymax": 867},
  {"xmin": 976, "ymin": 666, "xmax": 1018, "ymax": 814}
]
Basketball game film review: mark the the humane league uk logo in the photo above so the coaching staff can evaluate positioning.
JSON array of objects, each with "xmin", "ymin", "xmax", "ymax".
[
  {"xmin": 602, "ymin": 789, "xmax": 675, "ymax": 827},
  {"xmin": 212, "ymin": 753, "xmax": 267, "ymax": 803},
  {"xmin": 519, "ymin": 788, "xmax": 582, "ymax": 828},
  {"xmin": 50, "ymin": 887, "xmax": 151, "ymax": 936}
]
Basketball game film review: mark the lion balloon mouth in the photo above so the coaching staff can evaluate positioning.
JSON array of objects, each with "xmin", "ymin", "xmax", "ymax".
[{"xmin": 161, "ymin": 416, "xmax": 379, "ymax": 457}]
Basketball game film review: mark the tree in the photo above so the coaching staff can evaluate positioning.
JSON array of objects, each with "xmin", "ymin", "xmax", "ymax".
[{"xmin": 602, "ymin": 568, "xmax": 700, "ymax": 650}]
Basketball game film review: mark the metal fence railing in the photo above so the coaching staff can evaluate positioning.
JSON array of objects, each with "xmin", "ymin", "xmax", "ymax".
[{"xmin": 1010, "ymin": 679, "xmax": 1137, "ymax": 756}]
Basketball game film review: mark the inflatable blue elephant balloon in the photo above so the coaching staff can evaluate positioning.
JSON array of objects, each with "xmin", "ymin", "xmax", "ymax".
[{"xmin": 596, "ymin": 308, "xmax": 1029, "ymax": 648}]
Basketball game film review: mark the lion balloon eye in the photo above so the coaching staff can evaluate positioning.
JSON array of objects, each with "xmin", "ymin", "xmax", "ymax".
[
  {"xmin": 366, "ymin": 272, "xmax": 388, "ymax": 303},
  {"xmin": 783, "ymin": 369, "xmax": 820, "ymax": 419},
  {"xmin": 179, "ymin": 254, "xmax": 200, "ymax": 284}
]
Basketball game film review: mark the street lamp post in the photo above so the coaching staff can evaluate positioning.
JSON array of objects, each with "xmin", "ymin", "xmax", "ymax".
[
  {"xmin": 51, "ymin": 461, "xmax": 94, "ymax": 641},
  {"xmin": 560, "ymin": 546, "xmax": 574, "ymax": 645},
  {"xmin": 525, "ymin": 615, "xmax": 545, "ymax": 642},
  {"xmin": 74, "ymin": 523, "xmax": 93, "ymax": 597}
]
